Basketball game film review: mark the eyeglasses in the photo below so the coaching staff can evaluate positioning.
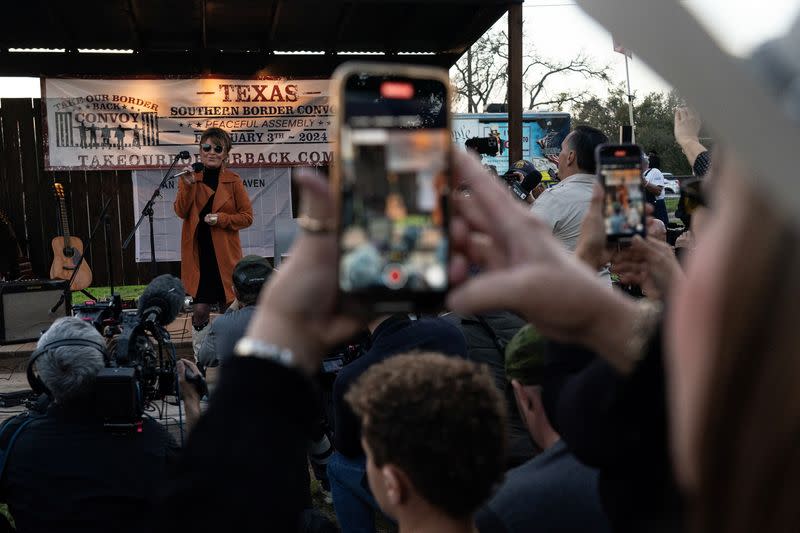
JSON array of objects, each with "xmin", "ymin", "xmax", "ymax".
[
  {"xmin": 201, "ymin": 143, "xmax": 224, "ymax": 154},
  {"xmin": 680, "ymin": 178, "xmax": 707, "ymax": 216}
]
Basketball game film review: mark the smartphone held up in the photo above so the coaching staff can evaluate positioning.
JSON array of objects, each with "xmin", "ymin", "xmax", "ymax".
[
  {"xmin": 330, "ymin": 63, "xmax": 453, "ymax": 314},
  {"xmin": 595, "ymin": 144, "xmax": 647, "ymax": 243}
]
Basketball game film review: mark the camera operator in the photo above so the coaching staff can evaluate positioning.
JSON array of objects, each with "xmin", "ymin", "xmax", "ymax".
[
  {"xmin": 197, "ymin": 255, "xmax": 274, "ymax": 369},
  {"xmin": 505, "ymin": 159, "xmax": 544, "ymax": 205},
  {"xmin": 0, "ymin": 317, "xmax": 179, "ymax": 533}
]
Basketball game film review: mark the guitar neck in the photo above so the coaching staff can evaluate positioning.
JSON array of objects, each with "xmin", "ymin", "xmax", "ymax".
[{"xmin": 58, "ymin": 198, "xmax": 71, "ymax": 249}]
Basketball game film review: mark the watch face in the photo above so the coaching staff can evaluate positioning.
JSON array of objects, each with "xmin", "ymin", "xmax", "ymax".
[
  {"xmin": 234, "ymin": 338, "xmax": 293, "ymax": 366},
  {"xmin": 233, "ymin": 338, "xmax": 254, "ymax": 356}
]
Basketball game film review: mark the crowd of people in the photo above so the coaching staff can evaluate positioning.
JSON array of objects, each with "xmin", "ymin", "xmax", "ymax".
[{"xmin": 0, "ymin": 23, "xmax": 797, "ymax": 533}]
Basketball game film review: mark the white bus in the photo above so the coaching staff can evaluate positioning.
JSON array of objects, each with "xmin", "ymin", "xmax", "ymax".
[{"xmin": 453, "ymin": 112, "xmax": 571, "ymax": 181}]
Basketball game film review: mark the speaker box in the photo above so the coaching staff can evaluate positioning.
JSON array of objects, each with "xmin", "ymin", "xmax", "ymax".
[{"xmin": 0, "ymin": 280, "xmax": 70, "ymax": 344}]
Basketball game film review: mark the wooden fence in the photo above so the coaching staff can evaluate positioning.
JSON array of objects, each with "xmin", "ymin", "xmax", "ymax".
[{"xmin": 0, "ymin": 97, "xmax": 298, "ymax": 288}]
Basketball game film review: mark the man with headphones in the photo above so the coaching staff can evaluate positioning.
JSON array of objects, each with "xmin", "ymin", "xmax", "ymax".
[{"xmin": 0, "ymin": 317, "xmax": 179, "ymax": 533}]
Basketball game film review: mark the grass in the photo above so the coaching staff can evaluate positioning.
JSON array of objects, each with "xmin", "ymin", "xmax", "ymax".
[
  {"xmin": 665, "ymin": 196, "xmax": 680, "ymax": 214},
  {"xmin": 71, "ymin": 285, "xmax": 147, "ymax": 303},
  {"xmin": 664, "ymin": 196, "xmax": 686, "ymax": 228},
  {"xmin": 0, "ymin": 504, "xmax": 12, "ymax": 528}
]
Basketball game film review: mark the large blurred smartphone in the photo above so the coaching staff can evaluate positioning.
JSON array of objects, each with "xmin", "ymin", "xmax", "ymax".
[
  {"xmin": 595, "ymin": 144, "xmax": 646, "ymax": 242},
  {"xmin": 331, "ymin": 63, "xmax": 452, "ymax": 314}
]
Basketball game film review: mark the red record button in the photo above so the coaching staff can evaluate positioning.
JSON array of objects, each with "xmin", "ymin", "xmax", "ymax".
[
  {"xmin": 382, "ymin": 264, "xmax": 408, "ymax": 289},
  {"xmin": 380, "ymin": 81, "xmax": 414, "ymax": 99}
]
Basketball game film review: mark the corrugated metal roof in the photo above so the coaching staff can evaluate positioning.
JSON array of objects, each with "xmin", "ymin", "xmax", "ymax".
[{"xmin": 1, "ymin": 0, "xmax": 517, "ymax": 76}]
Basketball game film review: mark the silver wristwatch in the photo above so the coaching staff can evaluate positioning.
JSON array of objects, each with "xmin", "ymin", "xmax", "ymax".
[{"xmin": 234, "ymin": 337, "xmax": 294, "ymax": 367}]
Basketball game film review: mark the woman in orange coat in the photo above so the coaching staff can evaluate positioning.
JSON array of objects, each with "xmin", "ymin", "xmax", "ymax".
[{"xmin": 174, "ymin": 128, "xmax": 253, "ymax": 350}]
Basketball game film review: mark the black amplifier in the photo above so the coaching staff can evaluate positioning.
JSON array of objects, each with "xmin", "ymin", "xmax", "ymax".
[{"xmin": 0, "ymin": 280, "xmax": 70, "ymax": 344}]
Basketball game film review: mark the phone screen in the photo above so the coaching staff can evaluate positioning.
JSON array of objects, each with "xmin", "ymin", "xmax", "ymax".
[
  {"xmin": 336, "ymin": 70, "xmax": 450, "ymax": 310},
  {"xmin": 597, "ymin": 145, "xmax": 646, "ymax": 241}
]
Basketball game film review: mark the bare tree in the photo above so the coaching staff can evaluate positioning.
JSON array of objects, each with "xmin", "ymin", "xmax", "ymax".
[
  {"xmin": 451, "ymin": 32, "xmax": 507, "ymax": 112},
  {"xmin": 521, "ymin": 51, "xmax": 611, "ymax": 110},
  {"xmin": 452, "ymin": 27, "xmax": 611, "ymax": 112}
]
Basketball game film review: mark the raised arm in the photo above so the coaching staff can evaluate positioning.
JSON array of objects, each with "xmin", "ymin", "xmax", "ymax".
[
  {"xmin": 674, "ymin": 107, "xmax": 707, "ymax": 169},
  {"xmin": 448, "ymin": 152, "xmax": 655, "ymax": 375},
  {"xmin": 173, "ymin": 170, "xmax": 198, "ymax": 219}
]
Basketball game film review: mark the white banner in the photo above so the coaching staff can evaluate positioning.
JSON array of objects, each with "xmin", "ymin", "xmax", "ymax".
[
  {"xmin": 44, "ymin": 78, "xmax": 333, "ymax": 170},
  {"xmin": 132, "ymin": 167, "xmax": 293, "ymax": 262}
]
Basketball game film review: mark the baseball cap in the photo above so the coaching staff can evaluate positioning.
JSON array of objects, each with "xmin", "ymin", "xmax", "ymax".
[
  {"xmin": 510, "ymin": 159, "xmax": 538, "ymax": 178},
  {"xmin": 509, "ymin": 160, "xmax": 543, "ymax": 193},
  {"xmin": 232, "ymin": 255, "xmax": 273, "ymax": 290},
  {"xmin": 504, "ymin": 324, "xmax": 547, "ymax": 386}
]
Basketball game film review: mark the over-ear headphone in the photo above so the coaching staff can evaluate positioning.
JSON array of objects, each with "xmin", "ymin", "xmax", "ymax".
[{"xmin": 27, "ymin": 338, "xmax": 109, "ymax": 397}]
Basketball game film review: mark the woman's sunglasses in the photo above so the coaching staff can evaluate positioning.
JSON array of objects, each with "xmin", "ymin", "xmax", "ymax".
[
  {"xmin": 680, "ymin": 178, "xmax": 708, "ymax": 216},
  {"xmin": 201, "ymin": 143, "xmax": 224, "ymax": 154}
]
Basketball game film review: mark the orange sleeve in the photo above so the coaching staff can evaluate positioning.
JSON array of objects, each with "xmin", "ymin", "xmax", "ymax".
[
  {"xmin": 174, "ymin": 175, "xmax": 197, "ymax": 219},
  {"xmin": 217, "ymin": 180, "xmax": 254, "ymax": 230}
]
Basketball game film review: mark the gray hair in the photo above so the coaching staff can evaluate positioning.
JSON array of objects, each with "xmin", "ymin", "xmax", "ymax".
[{"xmin": 35, "ymin": 317, "xmax": 106, "ymax": 403}]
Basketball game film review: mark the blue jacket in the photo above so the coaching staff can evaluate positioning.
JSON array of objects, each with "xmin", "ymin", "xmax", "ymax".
[{"xmin": 332, "ymin": 315, "xmax": 467, "ymax": 457}]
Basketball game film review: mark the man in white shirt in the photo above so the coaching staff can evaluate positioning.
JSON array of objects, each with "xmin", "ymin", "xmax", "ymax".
[
  {"xmin": 530, "ymin": 125, "xmax": 609, "ymax": 252},
  {"xmin": 643, "ymin": 151, "xmax": 670, "ymax": 228}
]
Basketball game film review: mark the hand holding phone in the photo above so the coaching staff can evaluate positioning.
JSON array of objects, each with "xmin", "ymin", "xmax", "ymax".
[{"xmin": 595, "ymin": 144, "xmax": 647, "ymax": 243}]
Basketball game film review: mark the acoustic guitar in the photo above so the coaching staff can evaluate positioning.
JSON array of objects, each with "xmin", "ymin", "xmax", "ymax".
[
  {"xmin": 0, "ymin": 209, "xmax": 34, "ymax": 281},
  {"xmin": 50, "ymin": 183, "xmax": 92, "ymax": 290}
]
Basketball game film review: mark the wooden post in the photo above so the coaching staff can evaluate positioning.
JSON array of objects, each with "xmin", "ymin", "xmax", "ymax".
[
  {"xmin": 467, "ymin": 48, "xmax": 474, "ymax": 113},
  {"xmin": 507, "ymin": 2, "xmax": 523, "ymax": 165}
]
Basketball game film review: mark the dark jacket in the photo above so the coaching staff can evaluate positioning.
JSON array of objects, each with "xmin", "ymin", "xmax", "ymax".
[
  {"xmin": 0, "ymin": 398, "xmax": 178, "ymax": 533},
  {"xmin": 197, "ymin": 305, "xmax": 256, "ymax": 368},
  {"xmin": 442, "ymin": 312, "xmax": 539, "ymax": 468},
  {"xmin": 156, "ymin": 357, "xmax": 317, "ymax": 532},
  {"xmin": 476, "ymin": 440, "xmax": 610, "ymax": 533},
  {"xmin": 545, "ymin": 328, "xmax": 684, "ymax": 533},
  {"xmin": 332, "ymin": 315, "xmax": 468, "ymax": 458}
]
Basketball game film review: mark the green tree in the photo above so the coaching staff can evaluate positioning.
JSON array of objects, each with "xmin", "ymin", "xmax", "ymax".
[{"xmin": 572, "ymin": 89, "xmax": 692, "ymax": 175}]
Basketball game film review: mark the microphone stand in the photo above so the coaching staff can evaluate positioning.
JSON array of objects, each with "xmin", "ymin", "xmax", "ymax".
[
  {"xmin": 122, "ymin": 153, "xmax": 187, "ymax": 280},
  {"xmin": 50, "ymin": 196, "xmax": 113, "ymax": 315},
  {"xmin": 104, "ymin": 211, "xmax": 115, "ymax": 298}
]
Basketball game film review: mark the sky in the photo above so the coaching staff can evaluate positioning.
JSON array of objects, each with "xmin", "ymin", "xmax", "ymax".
[
  {"xmin": 449, "ymin": 0, "xmax": 800, "ymax": 109},
  {"xmin": 1, "ymin": 0, "xmax": 799, "ymax": 101}
]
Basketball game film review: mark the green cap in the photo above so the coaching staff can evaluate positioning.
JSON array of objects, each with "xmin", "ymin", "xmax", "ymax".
[{"xmin": 504, "ymin": 324, "xmax": 547, "ymax": 386}]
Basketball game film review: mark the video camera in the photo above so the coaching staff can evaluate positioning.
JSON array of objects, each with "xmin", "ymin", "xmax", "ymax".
[
  {"xmin": 464, "ymin": 130, "xmax": 505, "ymax": 157},
  {"xmin": 464, "ymin": 133, "xmax": 532, "ymax": 201},
  {"xmin": 71, "ymin": 275, "xmax": 186, "ymax": 429},
  {"xmin": 321, "ymin": 342, "xmax": 364, "ymax": 375},
  {"xmin": 72, "ymin": 294, "xmax": 125, "ymax": 334},
  {"xmin": 499, "ymin": 169, "xmax": 533, "ymax": 202}
]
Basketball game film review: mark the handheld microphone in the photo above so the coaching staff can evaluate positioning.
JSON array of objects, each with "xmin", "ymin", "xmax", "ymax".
[
  {"xmin": 172, "ymin": 162, "xmax": 205, "ymax": 180},
  {"xmin": 138, "ymin": 275, "xmax": 186, "ymax": 327}
]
